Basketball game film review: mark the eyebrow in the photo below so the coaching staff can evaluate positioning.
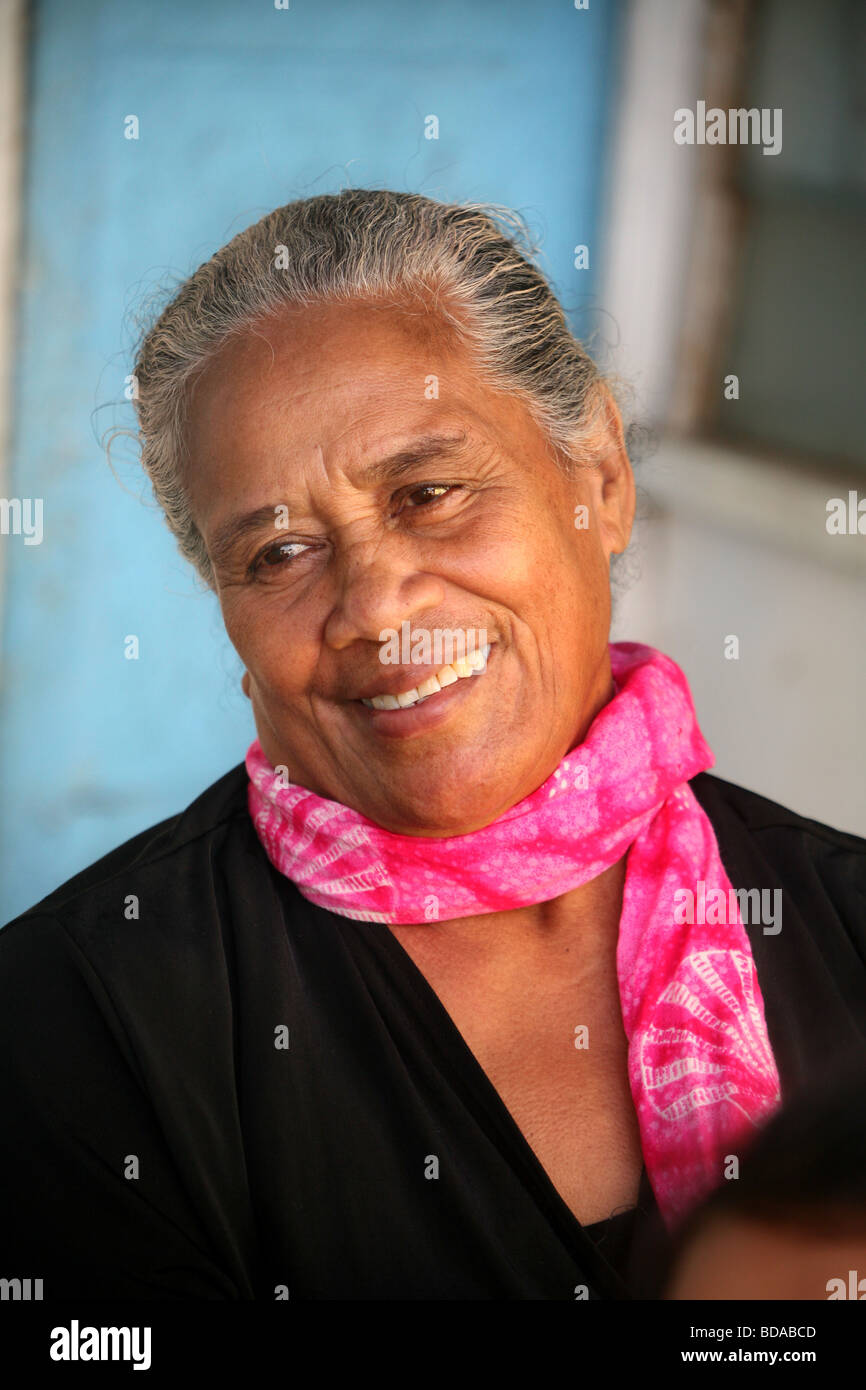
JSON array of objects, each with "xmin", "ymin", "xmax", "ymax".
[
  {"xmin": 353, "ymin": 430, "xmax": 469, "ymax": 486},
  {"xmin": 208, "ymin": 430, "xmax": 470, "ymax": 568}
]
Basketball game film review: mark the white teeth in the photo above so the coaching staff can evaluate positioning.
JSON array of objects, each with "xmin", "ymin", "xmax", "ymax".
[
  {"xmin": 361, "ymin": 643, "xmax": 491, "ymax": 709},
  {"xmin": 416, "ymin": 676, "xmax": 441, "ymax": 698}
]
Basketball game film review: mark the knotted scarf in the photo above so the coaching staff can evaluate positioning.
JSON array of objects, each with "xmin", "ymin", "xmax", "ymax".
[{"xmin": 246, "ymin": 641, "xmax": 782, "ymax": 1227}]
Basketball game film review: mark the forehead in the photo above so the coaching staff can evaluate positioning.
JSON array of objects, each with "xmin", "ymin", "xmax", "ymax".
[
  {"xmin": 181, "ymin": 298, "xmax": 534, "ymax": 526},
  {"xmin": 185, "ymin": 298, "xmax": 470, "ymax": 449}
]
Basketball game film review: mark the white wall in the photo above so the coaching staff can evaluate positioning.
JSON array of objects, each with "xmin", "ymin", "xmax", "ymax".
[
  {"xmin": 611, "ymin": 439, "xmax": 866, "ymax": 836},
  {"xmin": 600, "ymin": 0, "xmax": 865, "ymax": 839}
]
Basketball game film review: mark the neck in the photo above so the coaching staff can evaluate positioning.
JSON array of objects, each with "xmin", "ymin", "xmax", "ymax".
[{"xmin": 389, "ymin": 855, "xmax": 629, "ymax": 975}]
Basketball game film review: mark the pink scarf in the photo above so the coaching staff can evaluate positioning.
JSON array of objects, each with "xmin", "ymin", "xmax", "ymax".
[{"xmin": 246, "ymin": 641, "xmax": 781, "ymax": 1228}]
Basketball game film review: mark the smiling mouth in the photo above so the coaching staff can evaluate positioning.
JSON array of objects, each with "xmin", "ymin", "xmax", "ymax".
[{"xmin": 358, "ymin": 643, "xmax": 492, "ymax": 710}]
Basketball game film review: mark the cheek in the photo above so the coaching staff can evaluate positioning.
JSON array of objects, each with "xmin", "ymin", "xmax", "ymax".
[
  {"xmin": 471, "ymin": 505, "xmax": 566, "ymax": 593},
  {"xmin": 544, "ymin": 515, "xmax": 611, "ymax": 615},
  {"xmin": 546, "ymin": 546, "xmax": 612, "ymax": 681},
  {"xmin": 220, "ymin": 595, "xmax": 319, "ymax": 699}
]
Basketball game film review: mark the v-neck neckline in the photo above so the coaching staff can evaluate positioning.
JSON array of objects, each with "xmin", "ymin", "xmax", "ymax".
[{"xmin": 361, "ymin": 915, "xmax": 653, "ymax": 1298}]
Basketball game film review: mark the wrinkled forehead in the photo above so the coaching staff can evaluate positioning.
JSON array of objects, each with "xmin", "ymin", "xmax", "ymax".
[
  {"xmin": 189, "ymin": 296, "xmax": 465, "ymax": 404},
  {"xmin": 178, "ymin": 298, "xmax": 540, "ymax": 541},
  {"xmin": 182, "ymin": 297, "xmax": 478, "ymax": 469}
]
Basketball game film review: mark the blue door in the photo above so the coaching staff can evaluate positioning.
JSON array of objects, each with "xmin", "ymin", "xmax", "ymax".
[{"xmin": 0, "ymin": 0, "xmax": 622, "ymax": 922}]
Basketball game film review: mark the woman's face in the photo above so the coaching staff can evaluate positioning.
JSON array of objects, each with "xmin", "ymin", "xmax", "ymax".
[{"xmin": 184, "ymin": 299, "xmax": 635, "ymax": 834}]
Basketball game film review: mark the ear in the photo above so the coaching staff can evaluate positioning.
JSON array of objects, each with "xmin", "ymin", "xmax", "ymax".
[
  {"xmin": 241, "ymin": 670, "xmax": 251, "ymax": 699},
  {"xmin": 592, "ymin": 386, "xmax": 635, "ymax": 558}
]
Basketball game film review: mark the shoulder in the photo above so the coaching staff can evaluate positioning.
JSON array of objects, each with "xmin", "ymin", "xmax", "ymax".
[
  {"xmin": 690, "ymin": 773, "xmax": 866, "ymax": 1093},
  {"xmin": 0, "ymin": 763, "xmax": 261, "ymax": 1297},
  {"xmin": 690, "ymin": 770, "xmax": 866, "ymax": 864},
  {"xmin": 690, "ymin": 768, "xmax": 866, "ymax": 954},
  {"xmin": 0, "ymin": 761, "xmax": 267, "ymax": 1011},
  {"xmin": 689, "ymin": 769, "xmax": 865, "ymax": 941},
  {"xmin": 0, "ymin": 759, "xmax": 271, "ymax": 1087},
  {"xmin": 690, "ymin": 771, "xmax": 866, "ymax": 1073},
  {"xmin": 1, "ymin": 761, "xmax": 253, "ymax": 934}
]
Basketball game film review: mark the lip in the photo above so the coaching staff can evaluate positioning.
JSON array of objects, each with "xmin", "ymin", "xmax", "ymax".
[{"xmin": 350, "ymin": 644, "xmax": 497, "ymax": 740}]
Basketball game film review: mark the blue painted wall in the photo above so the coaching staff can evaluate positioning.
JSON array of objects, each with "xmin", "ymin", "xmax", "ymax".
[{"xmin": 0, "ymin": 0, "xmax": 622, "ymax": 923}]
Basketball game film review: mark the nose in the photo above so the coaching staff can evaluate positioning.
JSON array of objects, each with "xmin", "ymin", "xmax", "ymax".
[{"xmin": 323, "ymin": 534, "xmax": 447, "ymax": 652}]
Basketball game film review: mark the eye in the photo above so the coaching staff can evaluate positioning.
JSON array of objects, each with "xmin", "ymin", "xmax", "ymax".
[
  {"xmin": 402, "ymin": 483, "xmax": 461, "ymax": 508},
  {"xmin": 250, "ymin": 539, "xmax": 310, "ymax": 575}
]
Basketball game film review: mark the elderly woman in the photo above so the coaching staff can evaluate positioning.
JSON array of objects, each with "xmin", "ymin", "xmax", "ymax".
[{"xmin": 1, "ymin": 190, "xmax": 864, "ymax": 1302}]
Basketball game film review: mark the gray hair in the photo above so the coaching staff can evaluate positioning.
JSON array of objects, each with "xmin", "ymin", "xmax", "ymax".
[{"xmin": 130, "ymin": 188, "xmax": 623, "ymax": 588}]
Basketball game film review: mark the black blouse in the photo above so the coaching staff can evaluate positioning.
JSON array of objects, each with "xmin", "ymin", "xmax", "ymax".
[{"xmin": 0, "ymin": 764, "xmax": 864, "ymax": 1300}]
